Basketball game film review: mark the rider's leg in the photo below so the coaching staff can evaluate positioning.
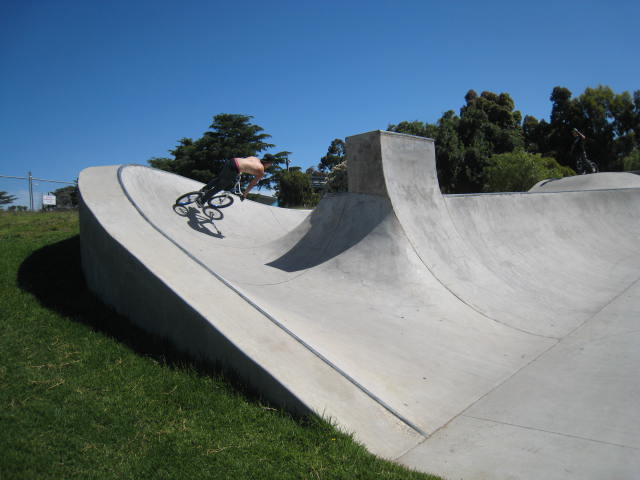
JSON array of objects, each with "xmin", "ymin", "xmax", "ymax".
[
  {"xmin": 201, "ymin": 160, "xmax": 238, "ymax": 205},
  {"xmin": 200, "ymin": 177, "xmax": 220, "ymax": 193}
]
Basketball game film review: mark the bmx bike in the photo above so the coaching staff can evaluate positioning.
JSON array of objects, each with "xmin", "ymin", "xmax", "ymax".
[{"xmin": 173, "ymin": 175, "xmax": 243, "ymax": 220}]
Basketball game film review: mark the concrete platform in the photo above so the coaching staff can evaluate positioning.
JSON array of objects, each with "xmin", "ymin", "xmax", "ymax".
[{"xmin": 79, "ymin": 131, "xmax": 640, "ymax": 479}]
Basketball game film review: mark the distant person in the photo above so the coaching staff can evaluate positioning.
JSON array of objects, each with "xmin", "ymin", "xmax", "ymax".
[
  {"xmin": 199, "ymin": 155, "xmax": 273, "ymax": 205},
  {"xmin": 571, "ymin": 128, "xmax": 598, "ymax": 174}
]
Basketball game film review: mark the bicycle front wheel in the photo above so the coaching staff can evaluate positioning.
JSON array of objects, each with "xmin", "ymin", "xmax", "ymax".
[
  {"xmin": 175, "ymin": 191, "xmax": 201, "ymax": 206},
  {"xmin": 208, "ymin": 193, "xmax": 234, "ymax": 209},
  {"xmin": 203, "ymin": 206, "xmax": 223, "ymax": 220}
]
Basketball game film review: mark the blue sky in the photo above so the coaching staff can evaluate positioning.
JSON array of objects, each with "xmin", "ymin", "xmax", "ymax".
[{"xmin": 1, "ymin": 0, "xmax": 638, "ymax": 206}]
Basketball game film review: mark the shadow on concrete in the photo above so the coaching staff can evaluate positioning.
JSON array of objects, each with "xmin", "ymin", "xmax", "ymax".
[
  {"xmin": 173, "ymin": 205, "xmax": 224, "ymax": 238},
  {"xmin": 267, "ymin": 194, "xmax": 387, "ymax": 272}
]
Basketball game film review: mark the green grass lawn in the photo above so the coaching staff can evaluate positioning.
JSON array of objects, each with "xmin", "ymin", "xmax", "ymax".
[{"xmin": 0, "ymin": 211, "xmax": 439, "ymax": 480}]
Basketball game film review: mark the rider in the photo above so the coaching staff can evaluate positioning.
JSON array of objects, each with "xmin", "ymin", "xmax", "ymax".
[
  {"xmin": 571, "ymin": 128, "xmax": 598, "ymax": 174},
  {"xmin": 199, "ymin": 154, "xmax": 274, "ymax": 206}
]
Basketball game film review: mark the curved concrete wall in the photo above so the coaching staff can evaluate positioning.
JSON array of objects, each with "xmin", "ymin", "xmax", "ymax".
[{"xmin": 79, "ymin": 164, "xmax": 424, "ymax": 461}]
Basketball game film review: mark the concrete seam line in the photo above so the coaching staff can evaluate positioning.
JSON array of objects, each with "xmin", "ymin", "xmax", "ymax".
[
  {"xmin": 462, "ymin": 415, "xmax": 639, "ymax": 450},
  {"xmin": 115, "ymin": 164, "xmax": 428, "ymax": 438}
]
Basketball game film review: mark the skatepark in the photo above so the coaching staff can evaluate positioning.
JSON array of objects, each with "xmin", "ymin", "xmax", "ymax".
[{"xmin": 79, "ymin": 130, "xmax": 640, "ymax": 479}]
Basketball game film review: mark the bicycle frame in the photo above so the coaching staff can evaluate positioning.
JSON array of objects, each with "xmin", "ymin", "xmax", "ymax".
[
  {"xmin": 205, "ymin": 174, "xmax": 242, "ymax": 197},
  {"xmin": 230, "ymin": 174, "xmax": 243, "ymax": 196}
]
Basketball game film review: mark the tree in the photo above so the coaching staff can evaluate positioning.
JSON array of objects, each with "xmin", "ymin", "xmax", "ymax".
[
  {"xmin": 523, "ymin": 115, "xmax": 552, "ymax": 154},
  {"xmin": 325, "ymin": 161, "xmax": 348, "ymax": 193},
  {"xmin": 536, "ymin": 85, "xmax": 640, "ymax": 172},
  {"xmin": 52, "ymin": 185, "xmax": 79, "ymax": 208},
  {"xmin": 386, "ymin": 120, "xmax": 436, "ymax": 139},
  {"xmin": 388, "ymin": 85, "xmax": 640, "ymax": 192},
  {"xmin": 0, "ymin": 191, "xmax": 17, "ymax": 208},
  {"xmin": 389, "ymin": 91, "xmax": 524, "ymax": 193},
  {"xmin": 622, "ymin": 149, "xmax": 640, "ymax": 171},
  {"xmin": 149, "ymin": 114, "xmax": 277, "ymax": 187},
  {"xmin": 483, "ymin": 149, "xmax": 574, "ymax": 192},
  {"xmin": 318, "ymin": 139, "xmax": 346, "ymax": 173},
  {"xmin": 456, "ymin": 90, "xmax": 524, "ymax": 192},
  {"xmin": 276, "ymin": 169, "xmax": 319, "ymax": 208},
  {"xmin": 259, "ymin": 151, "xmax": 292, "ymax": 191},
  {"xmin": 431, "ymin": 111, "xmax": 465, "ymax": 193}
]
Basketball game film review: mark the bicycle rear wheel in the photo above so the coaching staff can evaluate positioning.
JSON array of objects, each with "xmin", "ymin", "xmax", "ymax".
[
  {"xmin": 175, "ymin": 191, "xmax": 201, "ymax": 206},
  {"xmin": 173, "ymin": 204, "xmax": 189, "ymax": 216},
  {"xmin": 208, "ymin": 193, "xmax": 234, "ymax": 209}
]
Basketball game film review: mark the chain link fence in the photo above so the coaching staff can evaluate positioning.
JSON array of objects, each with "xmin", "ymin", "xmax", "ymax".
[{"xmin": 0, "ymin": 173, "xmax": 77, "ymax": 211}]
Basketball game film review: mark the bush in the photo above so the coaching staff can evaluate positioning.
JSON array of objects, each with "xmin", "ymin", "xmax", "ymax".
[
  {"xmin": 483, "ymin": 149, "xmax": 574, "ymax": 192},
  {"xmin": 277, "ymin": 169, "xmax": 319, "ymax": 208},
  {"xmin": 622, "ymin": 150, "xmax": 640, "ymax": 171}
]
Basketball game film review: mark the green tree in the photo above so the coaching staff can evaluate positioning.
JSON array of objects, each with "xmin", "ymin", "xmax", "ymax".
[
  {"xmin": 539, "ymin": 86, "xmax": 640, "ymax": 171},
  {"xmin": 388, "ymin": 85, "xmax": 640, "ymax": 193},
  {"xmin": 431, "ymin": 111, "xmax": 465, "ymax": 193},
  {"xmin": 276, "ymin": 169, "xmax": 319, "ymax": 208},
  {"xmin": 523, "ymin": 115, "xmax": 552, "ymax": 154},
  {"xmin": 483, "ymin": 149, "xmax": 574, "ymax": 192},
  {"xmin": 386, "ymin": 120, "xmax": 436, "ymax": 139},
  {"xmin": 456, "ymin": 90, "xmax": 524, "ymax": 192},
  {"xmin": 149, "ymin": 114, "xmax": 277, "ymax": 186},
  {"xmin": 389, "ymin": 114, "xmax": 467, "ymax": 194},
  {"xmin": 52, "ymin": 185, "xmax": 79, "ymax": 208},
  {"xmin": 325, "ymin": 161, "xmax": 348, "ymax": 193},
  {"xmin": 622, "ymin": 149, "xmax": 640, "ymax": 171},
  {"xmin": 259, "ymin": 151, "xmax": 292, "ymax": 191},
  {"xmin": 0, "ymin": 191, "xmax": 17, "ymax": 208},
  {"xmin": 544, "ymin": 86, "xmax": 578, "ymax": 167},
  {"xmin": 389, "ymin": 91, "xmax": 523, "ymax": 193},
  {"xmin": 318, "ymin": 139, "xmax": 346, "ymax": 173}
]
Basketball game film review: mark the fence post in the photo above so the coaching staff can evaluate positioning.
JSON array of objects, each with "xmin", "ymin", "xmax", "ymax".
[{"xmin": 28, "ymin": 171, "xmax": 33, "ymax": 211}]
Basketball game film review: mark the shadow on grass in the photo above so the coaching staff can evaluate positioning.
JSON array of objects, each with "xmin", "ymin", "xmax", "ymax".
[
  {"xmin": 18, "ymin": 236, "xmax": 178, "ymax": 360},
  {"xmin": 16, "ymin": 235, "xmax": 284, "ymax": 413}
]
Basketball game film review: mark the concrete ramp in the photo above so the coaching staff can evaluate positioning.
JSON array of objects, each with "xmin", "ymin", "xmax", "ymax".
[
  {"xmin": 79, "ymin": 131, "xmax": 640, "ymax": 479},
  {"xmin": 530, "ymin": 171, "xmax": 640, "ymax": 192}
]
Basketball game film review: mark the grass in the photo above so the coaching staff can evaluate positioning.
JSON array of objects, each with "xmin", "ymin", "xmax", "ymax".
[{"xmin": 0, "ymin": 210, "xmax": 440, "ymax": 480}]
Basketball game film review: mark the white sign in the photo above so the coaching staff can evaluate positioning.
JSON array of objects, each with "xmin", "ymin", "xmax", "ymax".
[{"xmin": 42, "ymin": 194, "xmax": 56, "ymax": 206}]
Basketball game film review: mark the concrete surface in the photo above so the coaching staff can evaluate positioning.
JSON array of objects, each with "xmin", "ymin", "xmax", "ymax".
[
  {"xmin": 79, "ymin": 130, "xmax": 640, "ymax": 479},
  {"xmin": 530, "ymin": 171, "xmax": 640, "ymax": 192}
]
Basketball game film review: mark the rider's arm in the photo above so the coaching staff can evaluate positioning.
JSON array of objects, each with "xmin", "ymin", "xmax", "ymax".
[{"xmin": 243, "ymin": 173, "xmax": 263, "ymax": 197}]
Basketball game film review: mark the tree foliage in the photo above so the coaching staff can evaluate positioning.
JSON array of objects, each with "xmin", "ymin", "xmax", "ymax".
[
  {"xmin": 318, "ymin": 139, "xmax": 346, "ymax": 173},
  {"xmin": 388, "ymin": 85, "xmax": 640, "ymax": 193},
  {"xmin": 52, "ymin": 185, "xmax": 79, "ymax": 208},
  {"xmin": 276, "ymin": 169, "xmax": 319, "ymax": 208},
  {"xmin": 325, "ymin": 161, "xmax": 348, "ymax": 193},
  {"xmin": 389, "ymin": 90, "xmax": 523, "ymax": 193},
  {"xmin": 0, "ymin": 191, "xmax": 17, "ymax": 207},
  {"xmin": 527, "ymin": 86, "xmax": 640, "ymax": 172},
  {"xmin": 622, "ymin": 149, "xmax": 640, "ymax": 171},
  {"xmin": 483, "ymin": 149, "xmax": 574, "ymax": 192}
]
